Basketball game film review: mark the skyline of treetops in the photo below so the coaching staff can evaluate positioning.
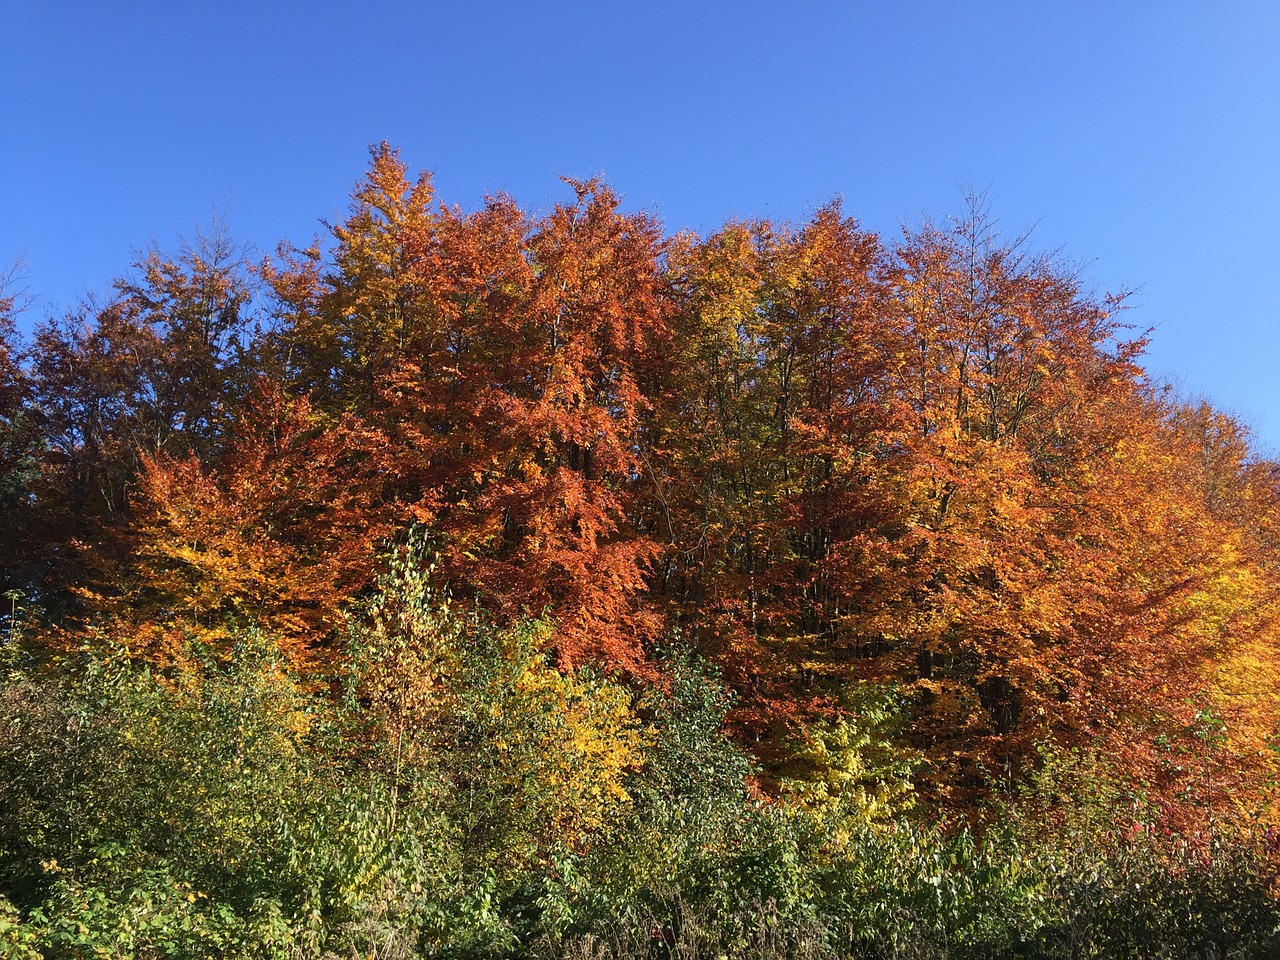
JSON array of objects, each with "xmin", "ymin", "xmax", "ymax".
[{"xmin": 2, "ymin": 143, "xmax": 1276, "ymax": 825}]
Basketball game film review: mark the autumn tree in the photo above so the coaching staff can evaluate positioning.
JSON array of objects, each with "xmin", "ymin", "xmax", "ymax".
[
  {"xmin": 348, "ymin": 538, "xmax": 649, "ymax": 872},
  {"xmin": 640, "ymin": 207, "xmax": 909, "ymax": 748},
  {"xmin": 28, "ymin": 299, "xmax": 164, "ymax": 548},
  {"xmin": 113, "ymin": 220, "xmax": 256, "ymax": 461},
  {"xmin": 0, "ymin": 266, "xmax": 41, "ymax": 602},
  {"xmin": 398, "ymin": 176, "xmax": 672, "ymax": 672},
  {"xmin": 268, "ymin": 146, "xmax": 674, "ymax": 673},
  {"xmin": 260, "ymin": 142, "xmax": 441, "ymax": 416},
  {"xmin": 81, "ymin": 382, "xmax": 390, "ymax": 668},
  {"xmin": 19, "ymin": 226, "xmax": 258, "ymax": 624}
]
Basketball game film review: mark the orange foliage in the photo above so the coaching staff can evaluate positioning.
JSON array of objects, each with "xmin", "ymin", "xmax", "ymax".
[
  {"xmin": 269, "ymin": 146, "xmax": 672, "ymax": 673},
  {"xmin": 79, "ymin": 382, "xmax": 389, "ymax": 669},
  {"xmin": 15, "ymin": 150, "xmax": 1280, "ymax": 825}
]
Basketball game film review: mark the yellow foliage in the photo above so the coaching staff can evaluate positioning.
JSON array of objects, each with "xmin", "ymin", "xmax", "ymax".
[
  {"xmin": 782, "ymin": 698, "xmax": 919, "ymax": 835},
  {"xmin": 351, "ymin": 541, "xmax": 650, "ymax": 868}
]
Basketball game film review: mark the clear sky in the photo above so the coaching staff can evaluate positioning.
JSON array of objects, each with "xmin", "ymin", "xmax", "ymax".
[{"xmin": 3, "ymin": 2, "xmax": 1277, "ymax": 451}]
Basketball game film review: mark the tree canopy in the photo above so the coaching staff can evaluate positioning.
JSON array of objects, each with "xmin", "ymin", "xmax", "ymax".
[{"xmin": 6, "ymin": 144, "xmax": 1280, "ymax": 827}]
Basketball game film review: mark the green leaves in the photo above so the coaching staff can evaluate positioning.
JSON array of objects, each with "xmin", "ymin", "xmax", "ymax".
[{"xmin": 347, "ymin": 536, "xmax": 650, "ymax": 876}]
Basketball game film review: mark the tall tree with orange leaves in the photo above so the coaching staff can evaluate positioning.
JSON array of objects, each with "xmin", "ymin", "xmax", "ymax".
[
  {"xmin": 266, "ymin": 146, "xmax": 675, "ymax": 672},
  {"xmin": 78, "ymin": 382, "xmax": 390, "ymax": 669},
  {"xmin": 639, "ymin": 206, "xmax": 910, "ymax": 742}
]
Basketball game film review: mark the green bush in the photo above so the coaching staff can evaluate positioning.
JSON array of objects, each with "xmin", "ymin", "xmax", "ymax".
[{"xmin": 3, "ymin": 574, "xmax": 1279, "ymax": 958}]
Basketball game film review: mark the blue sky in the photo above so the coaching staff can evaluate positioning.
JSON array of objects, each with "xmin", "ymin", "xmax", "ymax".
[{"xmin": 3, "ymin": 2, "xmax": 1278, "ymax": 451}]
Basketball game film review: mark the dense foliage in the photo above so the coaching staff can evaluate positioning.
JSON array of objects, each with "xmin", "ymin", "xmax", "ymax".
[
  {"xmin": 2, "ymin": 145, "xmax": 1279, "ymax": 955},
  {"xmin": 3, "ymin": 577, "xmax": 1278, "ymax": 957}
]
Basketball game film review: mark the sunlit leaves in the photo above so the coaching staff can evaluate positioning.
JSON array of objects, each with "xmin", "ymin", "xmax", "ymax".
[
  {"xmin": 9, "ymin": 147, "xmax": 1280, "ymax": 831},
  {"xmin": 347, "ymin": 542, "xmax": 649, "ymax": 871},
  {"xmin": 88, "ymin": 382, "xmax": 390, "ymax": 667}
]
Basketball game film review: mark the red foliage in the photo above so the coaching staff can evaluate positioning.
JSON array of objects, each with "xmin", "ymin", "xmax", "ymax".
[{"xmin": 16, "ymin": 150, "xmax": 1280, "ymax": 823}]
